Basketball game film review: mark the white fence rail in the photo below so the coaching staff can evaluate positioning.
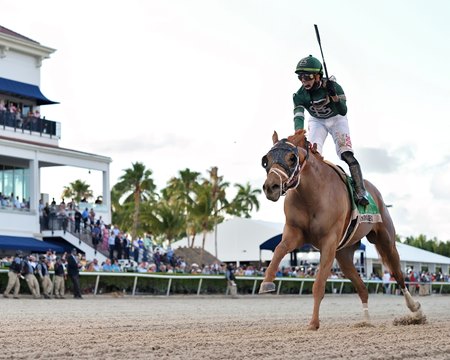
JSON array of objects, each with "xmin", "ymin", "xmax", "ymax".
[{"xmin": 2, "ymin": 269, "xmax": 449, "ymax": 296}]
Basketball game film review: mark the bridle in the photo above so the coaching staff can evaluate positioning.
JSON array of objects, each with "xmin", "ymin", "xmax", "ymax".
[{"xmin": 262, "ymin": 139, "xmax": 310, "ymax": 197}]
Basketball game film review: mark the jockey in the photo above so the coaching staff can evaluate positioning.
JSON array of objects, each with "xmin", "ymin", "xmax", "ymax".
[{"xmin": 292, "ymin": 55, "xmax": 369, "ymax": 206}]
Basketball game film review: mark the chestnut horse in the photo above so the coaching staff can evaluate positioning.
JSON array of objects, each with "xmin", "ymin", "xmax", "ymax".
[{"xmin": 259, "ymin": 130, "xmax": 421, "ymax": 330}]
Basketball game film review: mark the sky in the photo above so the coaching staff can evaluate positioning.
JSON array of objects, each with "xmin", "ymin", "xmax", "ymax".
[{"xmin": 2, "ymin": 0, "xmax": 450, "ymax": 241}]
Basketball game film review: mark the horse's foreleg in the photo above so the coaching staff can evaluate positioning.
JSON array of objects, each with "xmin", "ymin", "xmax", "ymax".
[
  {"xmin": 259, "ymin": 227, "xmax": 300, "ymax": 294},
  {"xmin": 309, "ymin": 245, "xmax": 336, "ymax": 331}
]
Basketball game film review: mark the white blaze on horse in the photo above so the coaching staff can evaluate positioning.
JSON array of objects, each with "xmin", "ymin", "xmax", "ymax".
[{"xmin": 259, "ymin": 130, "xmax": 422, "ymax": 330}]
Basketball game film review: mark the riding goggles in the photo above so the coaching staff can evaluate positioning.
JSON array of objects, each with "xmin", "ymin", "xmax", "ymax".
[{"xmin": 297, "ymin": 73, "xmax": 315, "ymax": 81}]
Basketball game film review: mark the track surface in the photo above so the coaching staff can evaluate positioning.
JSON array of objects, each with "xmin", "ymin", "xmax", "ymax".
[{"xmin": 1, "ymin": 294, "xmax": 449, "ymax": 359}]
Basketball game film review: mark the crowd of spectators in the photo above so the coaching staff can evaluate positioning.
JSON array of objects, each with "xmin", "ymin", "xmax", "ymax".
[
  {"xmin": 0, "ymin": 99, "xmax": 54, "ymax": 134},
  {"xmin": 0, "ymin": 192, "xmax": 30, "ymax": 210},
  {"xmin": 31, "ymin": 197, "xmax": 450, "ymax": 284}
]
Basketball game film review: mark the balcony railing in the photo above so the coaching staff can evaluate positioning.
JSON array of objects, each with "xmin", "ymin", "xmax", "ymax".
[{"xmin": 0, "ymin": 110, "xmax": 61, "ymax": 139}]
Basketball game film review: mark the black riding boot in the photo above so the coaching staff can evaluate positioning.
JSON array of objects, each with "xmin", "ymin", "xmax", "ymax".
[{"xmin": 349, "ymin": 163, "xmax": 369, "ymax": 207}]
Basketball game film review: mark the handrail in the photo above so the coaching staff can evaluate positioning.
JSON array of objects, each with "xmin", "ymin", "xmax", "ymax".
[{"xmin": 1, "ymin": 269, "xmax": 449, "ymax": 297}]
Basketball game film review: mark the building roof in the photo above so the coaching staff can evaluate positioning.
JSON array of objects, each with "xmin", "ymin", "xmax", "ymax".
[
  {"xmin": 362, "ymin": 238, "xmax": 450, "ymax": 265},
  {"xmin": 0, "ymin": 25, "xmax": 39, "ymax": 44}
]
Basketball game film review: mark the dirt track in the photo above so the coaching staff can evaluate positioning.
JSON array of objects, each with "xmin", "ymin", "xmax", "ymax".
[{"xmin": 1, "ymin": 294, "xmax": 449, "ymax": 359}]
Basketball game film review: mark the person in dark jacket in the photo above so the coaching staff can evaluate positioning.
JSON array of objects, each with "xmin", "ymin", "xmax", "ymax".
[
  {"xmin": 66, "ymin": 249, "xmax": 82, "ymax": 299},
  {"xmin": 54, "ymin": 256, "xmax": 66, "ymax": 299}
]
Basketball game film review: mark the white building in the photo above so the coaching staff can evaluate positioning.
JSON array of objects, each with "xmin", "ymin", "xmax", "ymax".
[
  {"xmin": 172, "ymin": 217, "xmax": 450, "ymax": 276},
  {"xmin": 0, "ymin": 25, "xmax": 109, "ymax": 262}
]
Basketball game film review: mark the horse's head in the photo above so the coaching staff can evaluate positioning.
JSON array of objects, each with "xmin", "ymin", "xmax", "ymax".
[{"xmin": 261, "ymin": 131, "xmax": 306, "ymax": 201}]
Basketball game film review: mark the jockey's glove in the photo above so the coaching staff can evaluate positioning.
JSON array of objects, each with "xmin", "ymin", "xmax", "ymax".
[{"xmin": 326, "ymin": 80, "xmax": 337, "ymax": 97}]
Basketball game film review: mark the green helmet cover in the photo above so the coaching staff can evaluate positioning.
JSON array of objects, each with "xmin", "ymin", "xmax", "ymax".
[{"xmin": 295, "ymin": 55, "xmax": 323, "ymax": 75}]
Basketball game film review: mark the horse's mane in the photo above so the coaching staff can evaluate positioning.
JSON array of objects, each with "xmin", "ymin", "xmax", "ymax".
[{"xmin": 287, "ymin": 129, "xmax": 324, "ymax": 160}]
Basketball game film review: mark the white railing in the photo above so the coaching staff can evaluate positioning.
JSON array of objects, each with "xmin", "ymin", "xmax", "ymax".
[{"xmin": 2, "ymin": 269, "xmax": 449, "ymax": 296}]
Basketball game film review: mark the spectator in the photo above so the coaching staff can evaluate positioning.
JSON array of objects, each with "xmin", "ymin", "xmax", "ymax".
[
  {"xmin": 137, "ymin": 262, "xmax": 148, "ymax": 273},
  {"xmin": 111, "ymin": 259, "xmax": 121, "ymax": 272},
  {"xmin": 23, "ymin": 255, "xmax": 41, "ymax": 299},
  {"xmin": 91, "ymin": 223, "xmax": 101, "ymax": 254},
  {"xmin": 66, "ymin": 249, "xmax": 83, "ymax": 299},
  {"xmin": 102, "ymin": 258, "xmax": 113, "ymax": 272},
  {"xmin": 14, "ymin": 196, "xmax": 21, "ymax": 209},
  {"xmin": 92, "ymin": 258, "xmax": 101, "ymax": 271},
  {"xmin": 36, "ymin": 255, "xmax": 52, "ymax": 299},
  {"xmin": 74, "ymin": 208, "xmax": 82, "ymax": 233},
  {"xmin": 89, "ymin": 208, "xmax": 95, "ymax": 225},
  {"xmin": 225, "ymin": 263, "xmax": 238, "ymax": 298},
  {"xmin": 3, "ymin": 250, "xmax": 23, "ymax": 299},
  {"xmin": 382, "ymin": 270, "xmax": 391, "ymax": 295},
  {"xmin": 122, "ymin": 234, "xmax": 130, "ymax": 260},
  {"xmin": 43, "ymin": 202, "xmax": 50, "ymax": 229},
  {"xmin": 115, "ymin": 233, "xmax": 123, "ymax": 260},
  {"xmin": 108, "ymin": 232, "xmax": 115, "ymax": 260},
  {"xmin": 81, "ymin": 208, "xmax": 89, "ymax": 228},
  {"xmin": 53, "ymin": 256, "xmax": 66, "ymax": 299},
  {"xmin": 153, "ymin": 248, "xmax": 162, "ymax": 272}
]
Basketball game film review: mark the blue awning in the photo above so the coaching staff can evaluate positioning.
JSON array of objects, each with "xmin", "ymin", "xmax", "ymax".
[
  {"xmin": 260, "ymin": 234, "xmax": 366, "ymax": 252},
  {"xmin": 0, "ymin": 77, "xmax": 58, "ymax": 105},
  {"xmin": 0, "ymin": 235, "xmax": 64, "ymax": 252}
]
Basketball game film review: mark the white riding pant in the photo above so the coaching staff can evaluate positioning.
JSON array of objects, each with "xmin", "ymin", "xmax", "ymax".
[{"xmin": 307, "ymin": 114, "xmax": 354, "ymax": 159}]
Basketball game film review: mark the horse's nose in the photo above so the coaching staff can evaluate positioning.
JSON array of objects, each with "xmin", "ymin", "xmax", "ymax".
[{"xmin": 263, "ymin": 181, "xmax": 280, "ymax": 200}]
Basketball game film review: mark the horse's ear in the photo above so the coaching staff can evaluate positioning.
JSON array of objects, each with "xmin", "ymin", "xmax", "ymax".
[{"xmin": 272, "ymin": 131, "xmax": 279, "ymax": 144}]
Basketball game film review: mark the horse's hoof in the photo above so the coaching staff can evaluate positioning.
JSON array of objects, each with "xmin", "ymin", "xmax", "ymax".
[
  {"xmin": 412, "ymin": 301, "xmax": 421, "ymax": 312},
  {"xmin": 307, "ymin": 323, "xmax": 319, "ymax": 331},
  {"xmin": 259, "ymin": 282, "xmax": 276, "ymax": 294}
]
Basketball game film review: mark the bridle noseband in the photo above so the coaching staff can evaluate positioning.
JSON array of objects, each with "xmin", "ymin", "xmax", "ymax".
[{"xmin": 262, "ymin": 139, "xmax": 309, "ymax": 196}]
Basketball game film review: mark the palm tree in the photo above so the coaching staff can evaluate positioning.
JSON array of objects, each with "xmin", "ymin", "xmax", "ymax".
[
  {"xmin": 62, "ymin": 179, "xmax": 93, "ymax": 203},
  {"xmin": 190, "ymin": 180, "xmax": 219, "ymax": 252},
  {"xmin": 165, "ymin": 168, "xmax": 201, "ymax": 247},
  {"xmin": 113, "ymin": 162, "xmax": 157, "ymax": 239},
  {"xmin": 142, "ymin": 189, "xmax": 186, "ymax": 245},
  {"xmin": 228, "ymin": 182, "xmax": 261, "ymax": 218},
  {"xmin": 188, "ymin": 167, "xmax": 229, "ymax": 256}
]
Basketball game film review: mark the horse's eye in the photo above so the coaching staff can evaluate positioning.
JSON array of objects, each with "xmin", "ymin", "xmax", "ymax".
[
  {"xmin": 261, "ymin": 155, "xmax": 268, "ymax": 168},
  {"xmin": 289, "ymin": 153, "xmax": 297, "ymax": 164}
]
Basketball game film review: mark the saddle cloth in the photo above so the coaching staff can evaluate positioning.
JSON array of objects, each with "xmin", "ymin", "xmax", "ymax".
[{"xmin": 324, "ymin": 160, "xmax": 382, "ymax": 251}]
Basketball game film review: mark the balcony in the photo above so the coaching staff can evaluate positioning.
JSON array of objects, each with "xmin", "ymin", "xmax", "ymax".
[{"xmin": 0, "ymin": 110, "xmax": 60, "ymax": 141}]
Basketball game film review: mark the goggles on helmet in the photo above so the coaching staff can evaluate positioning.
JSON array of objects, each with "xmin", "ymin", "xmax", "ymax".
[{"xmin": 298, "ymin": 73, "xmax": 316, "ymax": 81}]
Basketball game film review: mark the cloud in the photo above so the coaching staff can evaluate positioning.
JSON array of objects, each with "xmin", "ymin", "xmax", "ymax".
[
  {"xmin": 357, "ymin": 146, "xmax": 414, "ymax": 173},
  {"xmin": 430, "ymin": 164, "xmax": 450, "ymax": 200},
  {"xmin": 83, "ymin": 133, "xmax": 192, "ymax": 155}
]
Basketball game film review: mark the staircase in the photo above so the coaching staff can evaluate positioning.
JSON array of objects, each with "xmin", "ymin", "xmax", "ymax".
[{"xmin": 41, "ymin": 215, "xmax": 107, "ymax": 262}]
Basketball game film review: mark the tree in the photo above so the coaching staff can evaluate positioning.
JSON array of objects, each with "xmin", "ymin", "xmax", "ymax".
[
  {"xmin": 113, "ymin": 162, "xmax": 157, "ymax": 239},
  {"xmin": 227, "ymin": 182, "xmax": 261, "ymax": 218},
  {"xmin": 187, "ymin": 167, "xmax": 230, "ymax": 255},
  {"xmin": 62, "ymin": 179, "xmax": 93, "ymax": 203},
  {"xmin": 141, "ymin": 189, "xmax": 186, "ymax": 245},
  {"xmin": 164, "ymin": 169, "xmax": 201, "ymax": 247}
]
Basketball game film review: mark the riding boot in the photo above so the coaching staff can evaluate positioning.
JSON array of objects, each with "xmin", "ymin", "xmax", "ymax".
[{"xmin": 349, "ymin": 163, "xmax": 369, "ymax": 207}]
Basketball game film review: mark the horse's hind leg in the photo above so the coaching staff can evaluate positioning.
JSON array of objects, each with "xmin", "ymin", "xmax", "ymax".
[
  {"xmin": 367, "ymin": 227, "xmax": 421, "ymax": 313},
  {"xmin": 335, "ymin": 245, "xmax": 370, "ymax": 323}
]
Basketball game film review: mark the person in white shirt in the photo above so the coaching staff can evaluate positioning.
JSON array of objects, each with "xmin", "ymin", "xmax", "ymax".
[{"xmin": 382, "ymin": 270, "xmax": 391, "ymax": 294}]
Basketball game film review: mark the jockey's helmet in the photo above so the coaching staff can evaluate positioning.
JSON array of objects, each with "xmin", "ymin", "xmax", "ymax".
[{"xmin": 295, "ymin": 55, "xmax": 323, "ymax": 76}]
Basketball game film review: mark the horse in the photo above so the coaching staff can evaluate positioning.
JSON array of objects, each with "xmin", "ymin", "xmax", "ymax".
[{"xmin": 259, "ymin": 130, "xmax": 422, "ymax": 330}]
